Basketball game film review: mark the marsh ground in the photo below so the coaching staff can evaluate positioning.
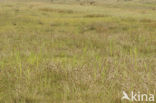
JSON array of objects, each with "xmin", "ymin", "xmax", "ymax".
[{"xmin": 0, "ymin": 1, "xmax": 156, "ymax": 103}]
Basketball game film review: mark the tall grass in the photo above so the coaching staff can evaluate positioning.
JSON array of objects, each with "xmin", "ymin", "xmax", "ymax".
[{"xmin": 0, "ymin": 1, "xmax": 155, "ymax": 103}]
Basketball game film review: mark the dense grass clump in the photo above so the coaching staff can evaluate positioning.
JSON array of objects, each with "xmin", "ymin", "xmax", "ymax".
[{"xmin": 0, "ymin": 1, "xmax": 155, "ymax": 103}]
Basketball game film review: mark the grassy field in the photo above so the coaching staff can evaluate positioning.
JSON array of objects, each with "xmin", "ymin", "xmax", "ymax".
[{"xmin": 0, "ymin": 1, "xmax": 156, "ymax": 103}]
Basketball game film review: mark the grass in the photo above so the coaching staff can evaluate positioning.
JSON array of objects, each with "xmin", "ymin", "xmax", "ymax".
[{"xmin": 0, "ymin": 1, "xmax": 156, "ymax": 103}]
